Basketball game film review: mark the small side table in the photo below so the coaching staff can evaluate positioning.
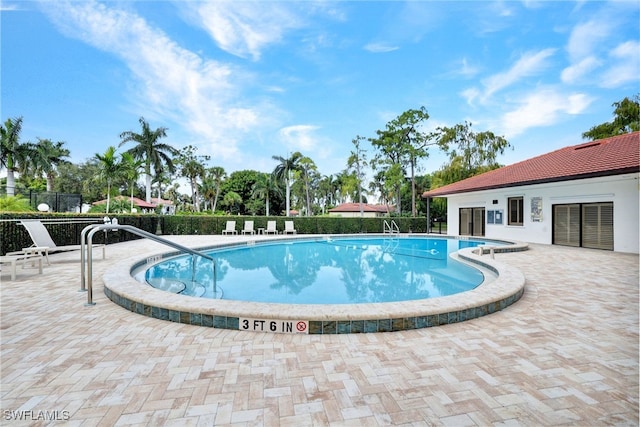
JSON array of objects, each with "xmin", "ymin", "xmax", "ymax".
[
  {"xmin": 257, "ymin": 228, "xmax": 265, "ymax": 235},
  {"xmin": 22, "ymin": 246, "xmax": 50, "ymax": 266}
]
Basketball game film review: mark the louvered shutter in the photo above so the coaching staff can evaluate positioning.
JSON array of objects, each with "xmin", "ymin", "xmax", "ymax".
[
  {"xmin": 460, "ymin": 208, "xmax": 471, "ymax": 235},
  {"xmin": 582, "ymin": 203, "xmax": 613, "ymax": 250},
  {"xmin": 473, "ymin": 208, "xmax": 485, "ymax": 236},
  {"xmin": 554, "ymin": 204, "xmax": 580, "ymax": 247}
]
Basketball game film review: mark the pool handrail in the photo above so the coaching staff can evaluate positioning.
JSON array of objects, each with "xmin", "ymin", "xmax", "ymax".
[
  {"xmin": 383, "ymin": 220, "xmax": 400, "ymax": 234},
  {"xmin": 81, "ymin": 223, "xmax": 215, "ymax": 306}
]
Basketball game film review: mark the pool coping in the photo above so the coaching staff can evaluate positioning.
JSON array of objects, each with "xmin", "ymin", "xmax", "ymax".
[{"xmin": 102, "ymin": 234, "xmax": 528, "ymax": 334}]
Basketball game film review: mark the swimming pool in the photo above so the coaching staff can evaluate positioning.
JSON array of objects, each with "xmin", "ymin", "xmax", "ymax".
[
  {"xmin": 105, "ymin": 234, "xmax": 527, "ymax": 334},
  {"xmin": 142, "ymin": 237, "xmax": 487, "ymax": 304}
]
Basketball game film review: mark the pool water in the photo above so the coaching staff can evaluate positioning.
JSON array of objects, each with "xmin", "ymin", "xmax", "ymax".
[{"xmin": 142, "ymin": 237, "xmax": 489, "ymax": 304}]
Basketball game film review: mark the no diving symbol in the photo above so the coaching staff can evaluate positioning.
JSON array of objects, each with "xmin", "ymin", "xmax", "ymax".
[{"xmin": 296, "ymin": 321, "xmax": 307, "ymax": 332}]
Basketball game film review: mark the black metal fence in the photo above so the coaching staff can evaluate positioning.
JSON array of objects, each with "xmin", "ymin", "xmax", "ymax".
[{"xmin": 29, "ymin": 191, "xmax": 83, "ymax": 213}]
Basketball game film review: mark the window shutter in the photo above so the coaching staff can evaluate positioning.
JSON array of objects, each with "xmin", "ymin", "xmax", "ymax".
[
  {"xmin": 554, "ymin": 204, "xmax": 580, "ymax": 247},
  {"xmin": 473, "ymin": 208, "xmax": 485, "ymax": 236},
  {"xmin": 582, "ymin": 203, "xmax": 613, "ymax": 250}
]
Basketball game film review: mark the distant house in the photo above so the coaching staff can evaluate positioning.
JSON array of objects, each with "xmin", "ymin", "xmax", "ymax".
[
  {"xmin": 93, "ymin": 196, "xmax": 174, "ymax": 214},
  {"xmin": 422, "ymin": 132, "xmax": 639, "ymax": 253},
  {"xmin": 151, "ymin": 198, "xmax": 175, "ymax": 215},
  {"xmin": 328, "ymin": 203, "xmax": 395, "ymax": 218}
]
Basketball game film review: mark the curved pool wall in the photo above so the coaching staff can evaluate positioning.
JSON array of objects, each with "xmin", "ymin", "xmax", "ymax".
[{"xmin": 103, "ymin": 235, "xmax": 528, "ymax": 334}]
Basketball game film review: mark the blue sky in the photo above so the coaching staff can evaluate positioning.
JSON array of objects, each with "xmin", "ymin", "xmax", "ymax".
[{"xmin": 2, "ymin": 1, "xmax": 639, "ymax": 189}]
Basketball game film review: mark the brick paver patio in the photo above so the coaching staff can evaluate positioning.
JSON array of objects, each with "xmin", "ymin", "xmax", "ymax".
[{"xmin": 1, "ymin": 236, "xmax": 638, "ymax": 426}]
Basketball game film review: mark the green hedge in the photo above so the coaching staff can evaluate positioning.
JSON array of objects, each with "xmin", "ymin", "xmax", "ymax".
[
  {"xmin": 0, "ymin": 213, "xmax": 158, "ymax": 255},
  {"xmin": 1, "ymin": 213, "xmax": 436, "ymax": 255},
  {"xmin": 158, "ymin": 216, "xmax": 430, "ymax": 236}
]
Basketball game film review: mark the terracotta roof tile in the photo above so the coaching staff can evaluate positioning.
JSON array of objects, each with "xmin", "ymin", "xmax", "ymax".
[
  {"xmin": 329, "ymin": 203, "xmax": 395, "ymax": 213},
  {"xmin": 423, "ymin": 132, "xmax": 640, "ymax": 197},
  {"xmin": 93, "ymin": 195, "xmax": 157, "ymax": 208}
]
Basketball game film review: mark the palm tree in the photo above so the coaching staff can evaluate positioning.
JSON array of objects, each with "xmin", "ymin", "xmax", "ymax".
[
  {"xmin": 222, "ymin": 191, "xmax": 242, "ymax": 214},
  {"xmin": 348, "ymin": 136, "xmax": 368, "ymax": 217},
  {"xmin": 1, "ymin": 116, "xmax": 30, "ymax": 196},
  {"xmin": 94, "ymin": 146, "xmax": 121, "ymax": 214},
  {"xmin": 208, "ymin": 166, "xmax": 226, "ymax": 213},
  {"xmin": 30, "ymin": 138, "xmax": 71, "ymax": 192},
  {"xmin": 251, "ymin": 173, "xmax": 281, "ymax": 216},
  {"xmin": 178, "ymin": 146, "xmax": 208, "ymax": 212},
  {"xmin": 152, "ymin": 166, "xmax": 174, "ymax": 200},
  {"xmin": 271, "ymin": 152, "xmax": 302, "ymax": 217},
  {"xmin": 297, "ymin": 156, "xmax": 318, "ymax": 216},
  {"xmin": 199, "ymin": 175, "xmax": 217, "ymax": 211},
  {"xmin": 119, "ymin": 117, "xmax": 178, "ymax": 203},
  {"xmin": 120, "ymin": 152, "xmax": 143, "ymax": 212}
]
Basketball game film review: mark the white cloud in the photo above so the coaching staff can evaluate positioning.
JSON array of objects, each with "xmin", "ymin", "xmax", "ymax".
[
  {"xmin": 278, "ymin": 125, "xmax": 320, "ymax": 152},
  {"xmin": 600, "ymin": 40, "xmax": 640, "ymax": 88},
  {"xmin": 566, "ymin": 20, "xmax": 611, "ymax": 61},
  {"xmin": 1, "ymin": 3, "xmax": 21, "ymax": 11},
  {"xmin": 561, "ymin": 56, "xmax": 601, "ymax": 84},
  {"xmin": 500, "ymin": 89, "xmax": 593, "ymax": 137},
  {"xmin": 363, "ymin": 43, "xmax": 399, "ymax": 53},
  {"xmin": 458, "ymin": 57, "xmax": 480, "ymax": 78},
  {"xmin": 482, "ymin": 49, "xmax": 556, "ymax": 100},
  {"xmin": 461, "ymin": 87, "xmax": 481, "ymax": 106},
  {"xmin": 185, "ymin": 1, "xmax": 304, "ymax": 61},
  {"xmin": 41, "ymin": 0, "xmax": 274, "ymax": 161}
]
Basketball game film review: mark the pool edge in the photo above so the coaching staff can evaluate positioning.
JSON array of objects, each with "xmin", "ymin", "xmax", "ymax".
[{"xmin": 102, "ymin": 235, "xmax": 528, "ymax": 334}]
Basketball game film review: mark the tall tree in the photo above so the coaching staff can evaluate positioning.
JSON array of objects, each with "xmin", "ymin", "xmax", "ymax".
[
  {"xmin": 120, "ymin": 152, "xmax": 143, "ymax": 212},
  {"xmin": 1, "ymin": 116, "xmax": 30, "ymax": 196},
  {"xmin": 55, "ymin": 160, "xmax": 103, "ymax": 202},
  {"xmin": 370, "ymin": 107, "xmax": 431, "ymax": 216},
  {"xmin": 152, "ymin": 166, "xmax": 174, "ymax": 200},
  {"xmin": 94, "ymin": 146, "xmax": 121, "ymax": 214},
  {"xmin": 296, "ymin": 156, "xmax": 319, "ymax": 216},
  {"xmin": 119, "ymin": 117, "xmax": 178, "ymax": 203},
  {"xmin": 207, "ymin": 166, "xmax": 226, "ymax": 213},
  {"xmin": 347, "ymin": 135, "xmax": 368, "ymax": 216},
  {"xmin": 220, "ymin": 170, "xmax": 263, "ymax": 215},
  {"xmin": 582, "ymin": 94, "xmax": 640, "ymax": 140},
  {"xmin": 199, "ymin": 175, "xmax": 217, "ymax": 212},
  {"xmin": 251, "ymin": 173, "xmax": 280, "ymax": 216},
  {"xmin": 318, "ymin": 174, "xmax": 338, "ymax": 213},
  {"xmin": 30, "ymin": 138, "xmax": 70, "ymax": 192},
  {"xmin": 272, "ymin": 152, "xmax": 302, "ymax": 217},
  {"xmin": 222, "ymin": 191, "xmax": 242, "ymax": 214},
  {"xmin": 434, "ymin": 121, "xmax": 510, "ymax": 182},
  {"xmin": 177, "ymin": 145, "xmax": 209, "ymax": 212}
]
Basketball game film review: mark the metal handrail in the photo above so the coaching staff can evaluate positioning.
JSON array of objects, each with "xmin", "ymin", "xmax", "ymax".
[
  {"xmin": 81, "ymin": 223, "xmax": 215, "ymax": 306},
  {"xmin": 383, "ymin": 220, "xmax": 400, "ymax": 234}
]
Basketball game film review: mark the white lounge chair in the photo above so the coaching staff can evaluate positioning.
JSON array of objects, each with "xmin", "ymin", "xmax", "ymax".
[
  {"xmin": 20, "ymin": 220, "xmax": 105, "ymax": 260},
  {"xmin": 222, "ymin": 220, "xmax": 237, "ymax": 235},
  {"xmin": 265, "ymin": 221, "xmax": 278, "ymax": 235},
  {"xmin": 284, "ymin": 221, "xmax": 297, "ymax": 235},
  {"xmin": 0, "ymin": 252, "xmax": 43, "ymax": 281},
  {"xmin": 241, "ymin": 220, "xmax": 255, "ymax": 235}
]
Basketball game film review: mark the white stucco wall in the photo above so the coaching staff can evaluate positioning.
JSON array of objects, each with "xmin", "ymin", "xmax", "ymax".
[{"xmin": 443, "ymin": 173, "xmax": 639, "ymax": 253}]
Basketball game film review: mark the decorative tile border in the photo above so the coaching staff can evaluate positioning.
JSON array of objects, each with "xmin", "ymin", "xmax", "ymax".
[{"xmin": 103, "ymin": 235, "xmax": 527, "ymax": 334}]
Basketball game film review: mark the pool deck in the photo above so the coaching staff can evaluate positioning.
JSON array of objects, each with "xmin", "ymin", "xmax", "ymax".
[{"xmin": 1, "ymin": 235, "xmax": 638, "ymax": 426}]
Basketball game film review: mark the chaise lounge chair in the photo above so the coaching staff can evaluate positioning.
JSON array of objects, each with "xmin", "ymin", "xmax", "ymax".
[
  {"xmin": 222, "ymin": 220, "xmax": 237, "ymax": 235},
  {"xmin": 284, "ymin": 221, "xmax": 297, "ymax": 235},
  {"xmin": 19, "ymin": 220, "xmax": 105, "ymax": 261},
  {"xmin": 265, "ymin": 220, "xmax": 278, "ymax": 235},
  {"xmin": 241, "ymin": 220, "xmax": 255, "ymax": 235}
]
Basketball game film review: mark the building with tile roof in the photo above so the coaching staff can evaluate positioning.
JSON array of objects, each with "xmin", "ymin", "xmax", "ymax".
[
  {"xmin": 328, "ymin": 203, "xmax": 395, "ymax": 217},
  {"xmin": 422, "ymin": 132, "xmax": 639, "ymax": 253}
]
